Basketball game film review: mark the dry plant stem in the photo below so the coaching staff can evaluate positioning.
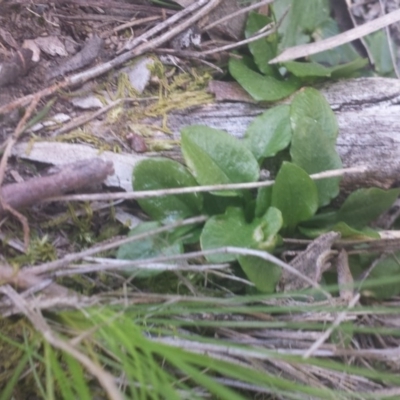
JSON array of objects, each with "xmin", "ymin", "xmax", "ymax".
[
  {"xmin": 285, "ymin": 234, "xmax": 400, "ymax": 253},
  {"xmin": 0, "ymin": 158, "xmax": 114, "ymax": 216},
  {"xmin": 47, "ymin": 166, "xmax": 368, "ymax": 203},
  {"xmin": 202, "ymin": 26, "xmax": 276, "ymax": 55},
  {"xmin": 204, "ymin": 0, "xmax": 274, "ymax": 31},
  {"xmin": 341, "ymin": 0, "xmax": 374, "ymax": 63},
  {"xmin": 124, "ymin": 0, "xmax": 222, "ymax": 55},
  {"xmin": 26, "ymin": 215, "xmax": 207, "ymax": 275},
  {"xmin": 36, "ymin": 245, "xmax": 331, "ymax": 299},
  {"xmin": 1, "ymin": 295, "xmax": 97, "ymax": 318},
  {"xmin": 112, "ymin": 15, "xmax": 161, "ymax": 34},
  {"xmin": 51, "ymin": 99, "xmax": 122, "ymax": 136},
  {"xmin": 378, "ymin": 0, "xmax": 400, "ymax": 78},
  {"xmin": 0, "ymin": 264, "xmax": 70, "ymax": 296},
  {"xmin": 1, "ymin": 204, "xmax": 30, "ymax": 249},
  {"xmin": 0, "ymin": 80, "xmax": 67, "ymax": 118},
  {"xmin": 0, "ymin": 285, "xmax": 123, "ymax": 400},
  {"xmin": 0, "ymin": 96, "xmax": 40, "ymax": 247},
  {"xmin": 0, "ymin": 96, "xmax": 40, "ymax": 186},
  {"xmin": 303, "ymin": 293, "xmax": 360, "ymax": 359},
  {"xmin": 202, "ymin": 6, "xmax": 290, "ymax": 56},
  {"xmin": 51, "ymin": 97, "xmax": 152, "ymax": 137},
  {"xmin": 121, "ymin": 0, "xmax": 212, "ymax": 52},
  {"xmin": 57, "ymin": 261, "xmax": 230, "ymax": 276},
  {"xmin": 270, "ymin": 8, "xmax": 400, "ymax": 63}
]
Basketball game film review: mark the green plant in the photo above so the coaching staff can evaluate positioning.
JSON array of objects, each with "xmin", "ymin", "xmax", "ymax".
[
  {"xmin": 119, "ymin": 87, "xmax": 399, "ymax": 296},
  {"xmin": 229, "ymin": 7, "xmax": 368, "ymax": 102}
]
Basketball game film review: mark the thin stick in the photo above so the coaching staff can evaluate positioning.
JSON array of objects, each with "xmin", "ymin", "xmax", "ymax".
[
  {"xmin": 0, "ymin": 96, "xmax": 41, "ymax": 248},
  {"xmin": 202, "ymin": 26, "xmax": 276, "ymax": 55},
  {"xmin": 303, "ymin": 293, "xmax": 360, "ymax": 359},
  {"xmin": 270, "ymin": 8, "xmax": 400, "ymax": 63},
  {"xmin": 31, "ymin": 245, "xmax": 331, "ymax": 299},
  {"xmin": 120, "ymin": 0, "xmax": 216, "ymax": 52},
  {"xmin": 378, "ymin": 0, "xmax": 400, "ymax": 78},
  {"xmin": 46, "ymin": 166, "xmax": 368, "ymax": 203},
  {"xmin": 26, "ymin": 215, "xmax": 207, "ymax": 275}
]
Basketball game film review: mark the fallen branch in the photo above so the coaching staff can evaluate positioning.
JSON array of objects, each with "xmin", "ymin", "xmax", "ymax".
[{"xmin": 0, "ymin": 158, "xmax": 114, "ymax": 216}]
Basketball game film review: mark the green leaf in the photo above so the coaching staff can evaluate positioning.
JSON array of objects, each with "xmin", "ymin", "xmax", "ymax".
[
  {"xmin": 202, "ymin": 192, "xmax": 244, "ymax": 215},
  {"xmin": 245, "ymin": 12, "xmax": 278, "ymax": 77},
  {"xmin": 49, "ymin": 346, "xmax": 75, "ymax": 400},
  {"xmin": 284, "ymin": 59, "xmax": 368, "ymax": 79},
  {"xmin": 284, "ymin": 61, "xmax": 332, "ymax": 77},
  {"xmin": 117, "ymin": 221, "xmax": 183, "ymax": 277},
  {"xmin": 244, "ymin": 105, "xmax": 292, "ymax": 162},
  {"xmin": 331, "ymin": 222, "xmax": 380, "ymax": 239},
  {"xmin": 362, "ymin": 252, "xmax": 400, "ymax": 299},
  {"xmin": 364, "ymin": 30, "xmax": 394, "ymax": 76},
  {"xmin": 299, "ymin": 210, "xmax": 338, "ymax": 230},
  {"xmin": 229, "ymin": 58, "xmax": 300, "ymax": 102},
  {"xmin": 255, "ymin": 186, "xmax": 273, "ymax": 218},
  {"xmin": 300, "ymin": 222, "xmax": 379, "ymax": 240},
  {"xmin": 181, "ymin": 125, "xmax": 259, "ymax": 196},
  {"xmin": 200, "ymin": 207, "xmax": 282, "ymax": 263},
  {"xmin": 132, "ymin": 158, "xmax": 203, "ymax": 221},
  {"xmin": 290, "ymin": 88, "xmax": 342, "ymax": 206},
  {"xmin": 238, "ymin": 207, "xmax": 282, "ymax": 292},
  {"xmin": 291, "ymin": 87, "xmax": 338, "ymax": 142},
  {"xmin": 238, "ymin": 257, "xmax": 281, "ymax": 293},
  {"xmin": 65, "ymin": 355, "xmax": 92, "ymax": 400},
  {"xmin": 200, "ymin": 208, "xmax": 260, "ymax": 263},
  {"xmin": 274, "ymin": 0, "xmax": 330, "ymax": 50},
  {"xmin": 257, "ymin": 206, "xmax": 283, "ymax": 250},
  {"xmin": 337, "ymin": 188, "xmax": 400, "ymax": 229},
  {"xmin": 310, "ymin": 18, "xmax": 362, "ymax": 65},
  {"xmin": 271, "ymin": 162, "xmax": 318, "ymax": 231},
  {"xmin": 330, "ymin": 58, "xmax": 369, "ymax": 79}
]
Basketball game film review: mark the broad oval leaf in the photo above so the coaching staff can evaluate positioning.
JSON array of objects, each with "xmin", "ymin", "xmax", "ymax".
[
  {"xmin": 200, "ymin": 207, "xmax": 282, "ymax": 263},
  {"xmin": 309, "ymin": 18, "xmax": 361, "ymax": 65},
  {"xmin": 365, "ymin": 31, "xmax": 394, "ymax": 76},
  {"xmin": 132, "ymin": 157, "xmax": 203, "ymax": 221},
  {"xmin": 284, "ymin": 61, "xmax": 332, "ymax": 77},
  {"xmin": 237, "ymin": 207, "xmax": 282, "ymax": 292},
  {"xmin": 246, "ymin": 12, "xmax": 278, "ymax": 77},
  {"xmin": 117, "ymin": 221, "xmax": 183, "ymax": 277},
  {"xmin": 229, "ymin": 58, "xmax": 300, "ymax": 102},
  {"xmin": 271, "ymin": 162, "xmax": 318, "ymax": 231},
  {"xmin": 284, "ymin": 59, "xmax": 368, "ymax": 79},
  {"xmin": 257, "ymin": 206, "xmax": 283, "ymax": 250},
  {"xmin": 332, "ymin": 222, "xmax": 380, "ymax": 239},
  {"xmin": 275, "ymin": 0, "xmax": 330, "ymax": 49},
  {"xmin": 200, "ymin": 208, "xmax": 259, "ymax": 263},
  {"xmin": 290, "ymin": 88, "xmax": 342, "ymax": 206},
  {"xmin": 299, "ymin": 223, "xmax": 379, "ymax": 239},
  {"xmin": 244, "ymin": 105, "xmax": 292, "ymax": 162},
  {"xmin": 362, "ymin": 252, "xmax": 400, "ymax": 299},
  {"xmin": 290, "ymin": 87, "xmax": 338, "ymax": 146},
  {"xmin": 255, "ymin": 186, "xmax": 273, "ymax": 218},
  {"xmin": 330, "ymin": 58, "xmax": 369, "ymax": 79},
  {"xmin": 337, "ymin": 188, "xmax": 400, "ymax": 229},
  {"xmin": 238, "ymin": 256, "xmax": 281, "ymax": 293},
  {"xmin": 181, "ymin": 125, "xmax": 259, "ymax": 196}
]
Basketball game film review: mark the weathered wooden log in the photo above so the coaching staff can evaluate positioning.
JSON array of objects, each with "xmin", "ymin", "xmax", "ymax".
[
  {"xmin": 158, "ymin": 77, "xmax": 400, "ymax": 191},
  {"xmin": 13, "ymin": 77, "xmax": 400, "ymax": 195}
]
